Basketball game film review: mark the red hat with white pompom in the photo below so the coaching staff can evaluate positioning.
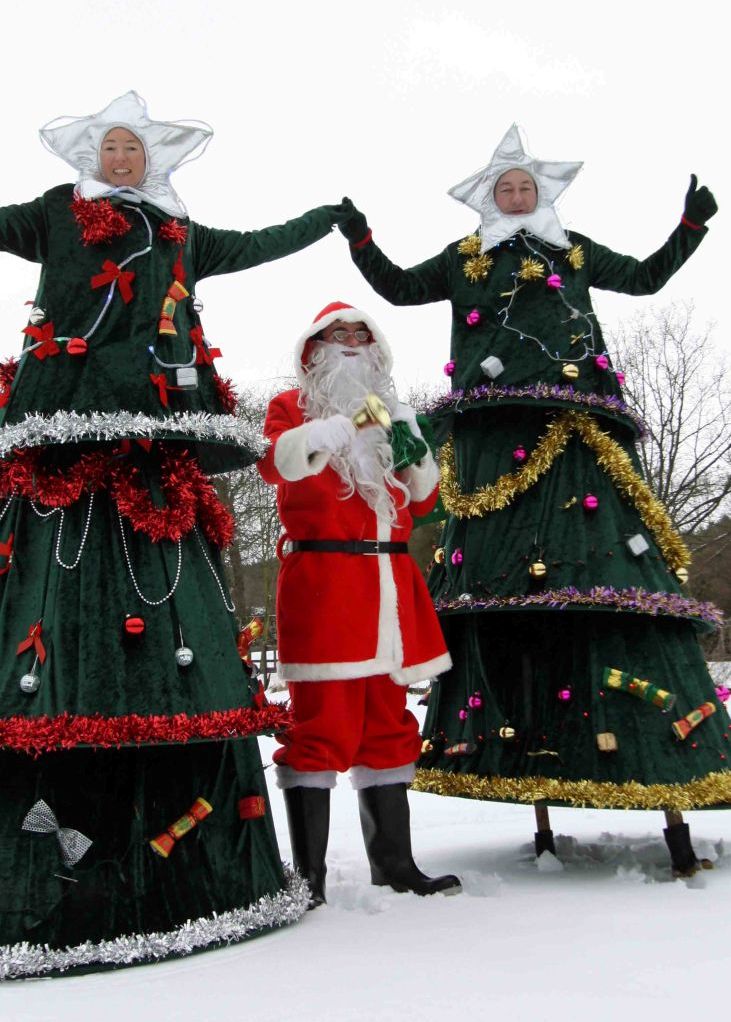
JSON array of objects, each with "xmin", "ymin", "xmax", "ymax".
[{"xmin": 295, "ymin": 301, "xmax": 392, "ymax": 385}]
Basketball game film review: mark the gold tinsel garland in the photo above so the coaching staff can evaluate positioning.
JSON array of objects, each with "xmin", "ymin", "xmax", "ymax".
[
  {"xmin": 413, "ymin": 768, "xmax": 731, "ymax": 811},
  {"xmin": 566, "ymin": 243, "xmax": 584, "ymax": 270},
  {"xmin": 439, "ymin": 410, "xmax": 691, "ymax": 571},
  {"xmin": 518, "ymin": 257, "xmax": 545, "ymax": 281}
]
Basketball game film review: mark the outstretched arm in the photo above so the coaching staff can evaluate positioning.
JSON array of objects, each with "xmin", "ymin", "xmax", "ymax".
[
  {"xmin": 588, "ymin": 176, "xmax": 717, "ymax": 295},
  {"xmin": 192, "ymin": 201, "xmax": 351, "ymax": 279},
  {"xmin": 0, "ymin": 196, "xmax": 48, "ymax": 263},
  {"xmin": 340, "ymin": 200, "xmax": 451, "ymax": 306}
]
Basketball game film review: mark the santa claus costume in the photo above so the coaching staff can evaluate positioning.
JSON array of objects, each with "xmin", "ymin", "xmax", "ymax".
[{"xmin": 258, "ymin": 301, "xmax": 460, "ymax": 904}]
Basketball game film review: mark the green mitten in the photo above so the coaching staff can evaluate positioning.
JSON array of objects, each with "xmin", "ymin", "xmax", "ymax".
[{"xmin": 684, "ymin": 174, "xmax": 718, "ymax": 225}]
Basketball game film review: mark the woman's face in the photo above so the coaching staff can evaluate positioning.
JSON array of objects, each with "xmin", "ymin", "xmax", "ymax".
[
  {"xmin": 494, "ymin": 169, "xmax": 537, "ymax": 215},
  {"xmin": 100, "ymin": 128, "xmax": 146, "ymax": 188}
]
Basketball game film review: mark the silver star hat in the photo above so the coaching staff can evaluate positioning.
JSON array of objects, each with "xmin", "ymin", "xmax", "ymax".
[
  {"xmin": 39, "ymin": 91, "xmax": 213, "ymax": 218},
  {"xmin": 449, "ymin": 124, "xmax": 583, "ymax": 251}
]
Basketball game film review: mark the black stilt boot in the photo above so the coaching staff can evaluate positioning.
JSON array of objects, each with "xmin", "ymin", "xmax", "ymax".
[
  {"xmin": 663, "ymin": 821, "xmax": 709, "ymax": 877},
  {"xmin": 283, "ymin": 787, "xmax": 330, "ymax": 909},
  {"xmin": 357, "ymin": 783, "xmax": 461, "ymax": 896},
  {"xmin": 534, "ymin": 829, "xmax": 557, "ymax": 858}
]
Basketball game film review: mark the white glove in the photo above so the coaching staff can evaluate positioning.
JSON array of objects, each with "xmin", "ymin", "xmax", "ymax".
[
  {"xmin": 391, "ymin": 402, "xmax": 423, "ymax": 440},
  {"xmin": 306, "ymin": 414, "xmax": 357, "ymax": 455}
]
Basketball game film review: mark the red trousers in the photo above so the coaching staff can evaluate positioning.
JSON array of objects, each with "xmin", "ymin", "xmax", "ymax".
[{"xmin": 274, "ymin": 674, "xmax": 421, "ymax": 775}]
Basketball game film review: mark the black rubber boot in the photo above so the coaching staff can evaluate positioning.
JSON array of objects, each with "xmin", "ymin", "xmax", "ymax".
[
  {"xmin": 357, "ymin": 783, "xmax": 461, "ymax": 896},
  {"xmin": 664, "ymin": 821, "xmax": 706, "ymax": 877},
  {"xmin": 283, "ymin": 787, "xmax": 330, "ymax": 908},
  {"xmin": 534, "ymin": 829, "xmax": 557, "ymax": 858}
]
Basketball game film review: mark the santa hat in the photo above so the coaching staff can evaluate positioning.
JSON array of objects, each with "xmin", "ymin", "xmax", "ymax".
[{"xmin": 294, "ymin": 302, "xmax": 393, "ymax": 386}]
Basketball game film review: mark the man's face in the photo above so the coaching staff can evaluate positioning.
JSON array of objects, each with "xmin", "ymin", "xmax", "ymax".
[
  {"xmin": 494, "ymin": 169, "xmax": 538, "ymax": 215},
  {"xmin": 317, "ymin": 319, "xmax": 373, "ymax": 358},
  {"xmin": 100, "ymin": 128, "xmax": 146, "ymax": 188}
]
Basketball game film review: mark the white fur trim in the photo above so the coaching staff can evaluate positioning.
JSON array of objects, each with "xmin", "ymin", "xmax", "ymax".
[
  {"xmin": 273, "ymin": 422, "xmax": 330, "ymax": 481},
  {"xmin": 276, "ymin": 765, "xmax": 338, "ymax": 790},
  {"xmin": 375, "ymin": 516, "xmax": 404, "ymax": 669},
  {"xmin": 400, "ymin": 452, "xmax": 440, "ymax": 504},
  {"xmin": 390, "ymin": 652, "xmax": 453, "ymax": 687},
  {"xmin": 349, "ymin": 763, "xmax": 416, "ymax": 790},
  {"xmin": 294, "ymin": 305, "xmax": 393, "ymax": 385}
]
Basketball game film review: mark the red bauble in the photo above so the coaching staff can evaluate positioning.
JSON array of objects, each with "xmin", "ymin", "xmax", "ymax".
[
  {"xmin": 124, "ymin": 615, "xmax": 146, "ymax": 637},
  {"xmin": 67, "ymin": 337, "xmax": 88, "ymax": 356}
]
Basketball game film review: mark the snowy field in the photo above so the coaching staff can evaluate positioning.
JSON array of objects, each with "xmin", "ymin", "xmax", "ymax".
[{"xmin": 5, "ymin": 693, "xmax": 731, "ymax": 1022}]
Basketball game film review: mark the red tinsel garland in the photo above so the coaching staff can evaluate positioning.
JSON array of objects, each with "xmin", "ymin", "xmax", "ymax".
[
  {"xmin": 214, "ymin": 375, "xmax": 239, "ymax": 415},
  {"xmin": 71, "ymin": 195, "xmax": 132, "ymax": 246},
  {"xmin": 159, "ymin": 219, "xmax": 189, "ymax": 245},
  {"xmin": 0, "ymin": 703, "xmax": 293, "ymax": 755},
  {"xmin": 0, "ymin": 445, "xmax": 234, "ymax": 546},
  {"xmin": 0, "ymin": 356, "xmax": 17, "ymax": 407}
]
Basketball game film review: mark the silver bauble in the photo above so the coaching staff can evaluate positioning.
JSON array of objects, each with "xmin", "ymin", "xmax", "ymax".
[
  {"xmin": 20, "ymin": 673, "xmax": 41, "ymax": 694},
  {"xmin": 28, "ymin": 307, "xmax": 45, "ymax": 325},
  {"xmin": 175, "ymin": 646, "xmax": 194, "ymax": 667}
]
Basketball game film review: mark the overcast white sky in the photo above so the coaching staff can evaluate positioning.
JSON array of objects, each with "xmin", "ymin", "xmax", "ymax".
[{"xmin": 0, "ymin": 0, "xmax": 726, "ymax": 396}]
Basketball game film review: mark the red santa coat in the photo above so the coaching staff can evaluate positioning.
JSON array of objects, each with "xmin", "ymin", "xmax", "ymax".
[{"xmin": 258, "ymin": 389, "xmax": 452, "ymax": 685}]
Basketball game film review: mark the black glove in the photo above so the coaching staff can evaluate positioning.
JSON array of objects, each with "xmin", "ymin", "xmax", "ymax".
[
  {"xmin": 322, "ymin": 199, "xmax": 355, "ymax": 227},
  {"xmin": 684, "ymin": 174, "xmax": 718, "ymax": 226},
  {"xmin": 337, "ymin": 196, "xmax": 370, "ymax": 244}
]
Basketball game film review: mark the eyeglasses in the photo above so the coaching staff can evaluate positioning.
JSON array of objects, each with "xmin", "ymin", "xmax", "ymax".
[{"xmin": 323, "ymin": 329, "xmax": 372, "ymax": 344}]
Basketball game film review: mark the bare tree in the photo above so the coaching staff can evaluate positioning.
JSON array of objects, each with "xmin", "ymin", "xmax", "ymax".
[{"xmin": 610, "ymin": 303, "xmax": 731, "ymax": 535}]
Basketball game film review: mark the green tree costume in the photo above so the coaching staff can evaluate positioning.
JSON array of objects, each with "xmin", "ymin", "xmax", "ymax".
[
  {"xmin": 0, "ymin": 93, "xmax": 346, "ymax": 979},
  {"xmin": 342, "ymin": 130, "xmax": 729, "ymax": 867}
]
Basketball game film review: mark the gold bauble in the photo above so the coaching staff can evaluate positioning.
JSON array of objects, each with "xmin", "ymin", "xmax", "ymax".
[
  {"xmin": 562, "ymin": 363, "xmax": 579, "ymax": 381},
  {"xmin": 499, "ymin": 726, "xmax": 516, "ymax": 740},
  {"xmin": 433, "ymin": 547, "xmax": 446, "ymax": 565},
  {"xmin": 529, "ymin": 560, "xmax": 547, "ymax": 579},
  {"xmin": 675, "ymin": 567, "xmax": 689, "ymax": 585},
  {"xmin": 421, "ymin": 739, "xmax": 434, "ymax": 755}
]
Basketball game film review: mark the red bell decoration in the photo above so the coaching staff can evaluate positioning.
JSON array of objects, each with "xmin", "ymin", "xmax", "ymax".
[
  {"xmin": 451, "ymin": 548, "xmax": 463, "ymax": 565},
  {"xmin": 468, "ymin": 693, "xmax": 483, "ymax": 709},
  {"xmin": 124, "ymin": 615, "xmax": 145, "ymax": 637},
  {"xmin": 67, "ymin": 337, "xmax": 88, "ymax": 356},
  {"xmin": 557, "ymin": 687, "xmax": 572, "ymax": 702},
  {"xmin": 466, "ymin": 309, "xmax": 481, "ymax": 326},
  {"xmin": 594, "ymin": 354, "xmax": 609, "ymax": 370},
  {"xmin": 582, "ymin": 494, "xmax": 599, "ymax": 512},
  {"xmin": 513, "ymin": 446, "xmax": 527, "ymax": 463},
  {"xmin": 458, "ymin": 708, "xmax": 468, "ymax": 721}
]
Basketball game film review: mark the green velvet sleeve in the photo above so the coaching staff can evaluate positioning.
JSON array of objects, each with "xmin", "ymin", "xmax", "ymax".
[
  {"xmin": 350, "ymin": 238, "xmax": 451, "ymax": 305},
  {"xmin": 586, "ymin": 221, "xmax": 707, "ymax": 296},
  {"xmin": 191, "ymin": 205, "xmax": 335, "ymax": 279},
  {"xmin": 0, "ymin": 195, "xmax": 48, "ymax": 263}
]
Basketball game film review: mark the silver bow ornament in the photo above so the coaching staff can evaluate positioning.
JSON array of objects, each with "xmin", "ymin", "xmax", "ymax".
[{"xmin": 22, "ymin": 799, "xmax": 93, "ymax": 867}]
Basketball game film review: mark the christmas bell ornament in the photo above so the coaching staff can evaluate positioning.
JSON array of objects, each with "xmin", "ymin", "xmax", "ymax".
[
  {"xmin": 433, "ymin": 547, "xmax": 446, "ymax": 564},
  {"xmin": 468, "ymin": 693, "xmax": 483, "ymax": 709},
  {"xmin": 513, "ymin": 446, "xmax": 527, "ymax": 463},
  {"xmin": 499, "ymin": 726, "xmax": 516, "ymax": 740},
  {"xmin": 529, "ymin": 560, "xmax": 547, "ymax": 579},
  {"xmin": 546, "ymin": 273, "xmax": 563, "ymax": 289},
  {"xmin": 594, "ymin": 354, "xmax": 609, "ymax": 370},
  {"xmin": 67, "ymin": 337, "xmax": 88, "ymax": 356},
  {"xmin": 615, "ymin": 371, "xmax": 626, "ymax": 386},
  {"xmin": 20, "ymin": 671, "xmax": 41, "ymax": 694},
  {"xmin": 451, "ymin": 548, "xmax": 463, "ymax": 565},
  {"xmin": 352, "ymin": 393, "xmax": 391, "ymax": 431},
  {"xmin": 582, "ymin": 494, "xmax": 599, "ymax": 512},
  {"xmin": 124, "ymin": 614, "xmax": 146, "ymax": 637},
  {"xmin": 480, "ymin": 355, "xmax": 504, "ymax": 380},
  {"xmin": 421, "ymin": 739, "xmax": 434, "ymax": 755},
  {"xmin": 458, "ymin": 708, "xmax": 468, "ymax": 721},
  {"xmin": 466, "ymin": 309, "xmax": 481, "ymax": 326},
  {"xmin": 675, "ymin": 567, "xmax": 689, "ymax": 585},
  {"xmin": 28, "ymin": 306, "xmax": 45, "ymax": 325},
  {"xmin": 562, "ymin": 363, "xmax": 579, "ymax": 381},
  {"xmin": 443, "ymin": 360, "xmax": 456, "ymax": 376},
  {"xmin": 557, "ymin": 687, "xmax": 572, "ymax": 702}
]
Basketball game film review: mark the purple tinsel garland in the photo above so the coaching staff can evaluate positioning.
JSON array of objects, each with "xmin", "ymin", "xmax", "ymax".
[
  {"xmin": 425, "ymin": 384, "xmax": 647, "ymax": 437},
  {"xmin": 434, "ymin": 586, "xmax": 723, "ymax": 628}
]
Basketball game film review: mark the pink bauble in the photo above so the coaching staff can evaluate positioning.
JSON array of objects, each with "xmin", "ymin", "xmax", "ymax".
[
  {"xmin": 595, "ymin": 354, "xmax": 609, "ymax": 370},
  {"xmin": 616, "ymin": 371, "xmax": 626, "ymax": 386},
  {"xmin": 716, "ymin": 685, "xmax": 731, "ymax": 703},
  {"xmin": 468, "ymin": 694, "xmax": 483, "ymax": 709},
  {"xmin": 458, "ymin": 708, "xmax": 468, "ymax": 721},
  {"xmin": 513, "ymin": 445, "xmax": 527, "ymax": 463},
  {"xmin": 546, "ymin": 273, "xmax": 563, "ymax": 289},
  {"xmin": 583, "ymin": 494, "xmax": 599, "ymax": 511},
  {"xmin": 444, "ymin": 360, "xmax": 456, "ymax": 376},
  {"xmin": 451, "ymin": 549, "xmax": 463, "ymax": 565},
  {"xmin": 466, "ymin": 309, "xmax": 481, "ymax": 326},
  {"xmin": 557, "ymin": 688, "xmax": 572, "ymax": 702}
]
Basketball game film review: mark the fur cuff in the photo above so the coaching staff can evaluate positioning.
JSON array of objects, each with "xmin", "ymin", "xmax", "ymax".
[
  {"xmin": 274, "ymin": 423, "xmax": 330, "ymax": 481},
  {"xmin": 400, "ymin": 452, "xmax": 439, "ymax": 504},
  {"xmin": 390, "ymin": 652, "xmax": 453, "ymax": 687},
  {"xmin": 349, "ymin": 763, "xmax": 416, "ymax": 790},
  {"xmin": 275, "ymin": 765, "xmax": 338, "ymax": 789}
]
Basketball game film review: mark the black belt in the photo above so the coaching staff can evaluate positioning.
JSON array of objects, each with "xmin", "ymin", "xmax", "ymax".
[{"xmin": 288, "ymin": 539, "xmax": 409, "ymax": 555}]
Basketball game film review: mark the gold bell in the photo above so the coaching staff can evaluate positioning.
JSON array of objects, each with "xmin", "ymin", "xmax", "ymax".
[
  {"xmin": 421, "ymin": 739, "xmax": 434, "ymax": 755},
  {"xmin": 433, "ymin": 547, "xmax": 446, "ymax": 565},
  {"xmin": 351, "ymin": 393, "xmax": 392, "ymax": 431},
  {"xmin": 529, "ymin": 560, "xmax": 547, "ymax": 579},
  {"xmin": 498, "ymin": 726, "xmax": 516, "ymax": 740},
  {"xmin": 562, "ymin": 363, "xmax": 579, "ymax": 381},
  {"xmin": 675, "ymin": 567, "xmax": 689, "ymax": 585}
]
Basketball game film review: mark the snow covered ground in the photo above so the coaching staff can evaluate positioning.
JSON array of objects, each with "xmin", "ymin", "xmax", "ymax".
[{"xmin": 6, "ymin": 694, "xmax": 731, "ymax": 1022}]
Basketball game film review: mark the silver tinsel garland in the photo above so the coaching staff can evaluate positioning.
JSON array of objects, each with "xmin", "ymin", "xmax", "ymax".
[
  {"xmin": 0, "ymin": 410, "xmax": 269, "ymax": 459},
  {"xmin": 0, "ymin": 867, "xmax": 309, "ymax": 981}
]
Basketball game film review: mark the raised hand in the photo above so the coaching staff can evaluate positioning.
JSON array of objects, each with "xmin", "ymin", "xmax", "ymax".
[{"xmin": 684, "ymin": 174, "xmax": 718, "ymax": 226}]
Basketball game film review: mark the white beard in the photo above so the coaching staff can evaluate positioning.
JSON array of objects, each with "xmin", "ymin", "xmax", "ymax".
[{"xmin": 300, "ymin": 343, "xmax": 410, "ymax": 524}]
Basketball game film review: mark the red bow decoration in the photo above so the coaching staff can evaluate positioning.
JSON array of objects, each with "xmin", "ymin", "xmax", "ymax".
[
  {"xmin": 0, "ymin": 533, "xmax": 14, "ymax": 576},
  {"xmin": 190, "ymin": 325, "xmax": 221, "ymax": 366},
  {"xmin": 91, "ymin": 260, "xmax": 135, "ymax": 304},
  {"xmin": 17, "ymin": 620, "xmax": 46, "ymax": 664},
  {"xmin": 22, "ymin": 323, "xmax": 60, "ymax": 361},
  {"xmin": 149, "ymin": 373, "xmax": 182, "ymax": 408}
]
